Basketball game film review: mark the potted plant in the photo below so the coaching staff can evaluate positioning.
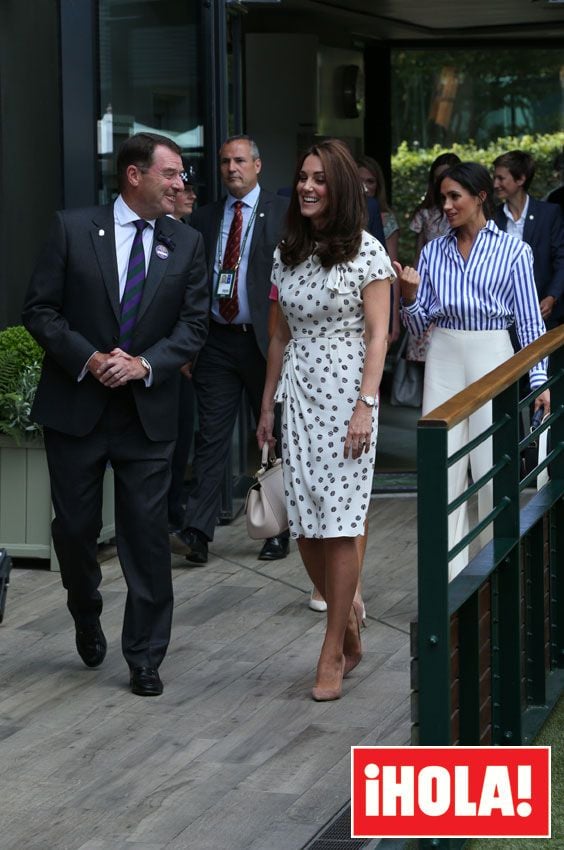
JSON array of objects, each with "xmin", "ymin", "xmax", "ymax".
[
  {"xmin": 0, "ymin": 324, "xmax": 44, "ymax": 442},
  {"xmin": 0, "ymin": 325, "xmax": 115, "ymax": 568}
]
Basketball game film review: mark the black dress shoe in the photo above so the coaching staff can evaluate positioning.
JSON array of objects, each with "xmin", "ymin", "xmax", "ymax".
[
  {"xmin": 258, "ymin": 535, "xmax": 290, "ymax": 561},
  {"xmin": 130, "ymin": 666, "xmax": 163, "ymax": 696},
  {"xmin": 170, "ymin": 528, "xmax": 208, "ymax": 564},
  {"xmin": 75, "ymin": 620, "xmax": 107, "ymax": 668}
]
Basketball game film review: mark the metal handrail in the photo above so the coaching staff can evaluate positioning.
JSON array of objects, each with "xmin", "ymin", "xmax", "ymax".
[
  {"xmin": 415, "ymin": 325, "xmax": 564, "ymax": 814},
  {"xmin": 420, "ymin": 326, "xmax": 564, "ymax": 429}
]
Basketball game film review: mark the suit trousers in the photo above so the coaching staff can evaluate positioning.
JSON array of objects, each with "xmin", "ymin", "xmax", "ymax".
[
  {"xmin": 168, "ymin": 375, "xmax": 196, "ymax": 528},
  {"xmin": 185, "ymin": 321, "xmax": 266, "ymax": 541},
  {"xmin": 423, "ymin": 328, "xmax": 514, "ymax": 581},
  {"xmin": 43, "ymin": 387, "xmax": 175, "ymax": 668}
]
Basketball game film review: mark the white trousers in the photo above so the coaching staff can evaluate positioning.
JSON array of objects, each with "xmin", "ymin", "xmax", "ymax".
[{"xmin": 423, "ymin": 328, "xmax": 514, "ymax": 580}]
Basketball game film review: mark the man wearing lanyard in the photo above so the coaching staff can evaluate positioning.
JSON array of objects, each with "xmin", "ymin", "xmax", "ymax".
[{"xmin": 171, "ymin": 135, "xmax": 290, "ymax": 564}]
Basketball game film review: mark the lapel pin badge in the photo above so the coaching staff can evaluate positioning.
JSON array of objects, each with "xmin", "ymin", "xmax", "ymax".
[
  {"xmin": 155, "ymin": 244, "xmax": 169, "ymax": 260},
  {"xmin": 98, "ymin": 229, "xmax": 105, "ymax": 237},
  {"xmin": 259, "ymin": 212, "xmax": 265, "ymax": 218}
]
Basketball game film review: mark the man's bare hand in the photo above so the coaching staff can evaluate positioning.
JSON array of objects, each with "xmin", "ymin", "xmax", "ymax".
[
  {"xmin": 539, "ymin": 296, "xmax": 555, "ymax": 319},
  {"xmin": 87, "ymin": 352, "xmax": 112, "ymax": 381},
  {"xmin": 97, "ymin": 348, "xmax": 148, "ymax": 387}
]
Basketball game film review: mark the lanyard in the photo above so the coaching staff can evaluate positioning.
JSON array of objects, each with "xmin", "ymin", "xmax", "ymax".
[{"xmin": 217, "ymin": 200, "xmax": 259, "ymax": 271}]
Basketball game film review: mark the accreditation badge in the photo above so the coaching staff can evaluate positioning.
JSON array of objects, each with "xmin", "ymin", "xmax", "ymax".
[{"xmin": 216, "ymin": 269, "xmax": 236, "ymax": 299}]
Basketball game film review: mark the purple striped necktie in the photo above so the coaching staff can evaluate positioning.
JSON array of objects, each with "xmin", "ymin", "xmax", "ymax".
[{"xmin": 119, "ymin": 219, "xmax": 148, "ymax": 351}]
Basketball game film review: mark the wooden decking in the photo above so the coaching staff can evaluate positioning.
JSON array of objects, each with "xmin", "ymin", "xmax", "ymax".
[{"xmin": 0, "ymin": 495, "xmax": 417, "ymax": 850}]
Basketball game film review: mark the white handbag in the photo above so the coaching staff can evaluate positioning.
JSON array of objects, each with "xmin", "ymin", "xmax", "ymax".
[{"xmin": 245, "ymin": 444, "xmax": 288, "ymax": 539}]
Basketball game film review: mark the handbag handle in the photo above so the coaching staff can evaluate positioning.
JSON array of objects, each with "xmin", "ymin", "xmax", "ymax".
[
  {"xmin": 396, "ymin": 330, "xmax": 409, "ymax": 362},
  {"xmin": 260, "ymin": 442, "xmax": 276, "ymax": 469}
]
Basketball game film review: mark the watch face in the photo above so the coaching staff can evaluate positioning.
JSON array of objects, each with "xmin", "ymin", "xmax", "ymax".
[{"xmin": 361, "ymin": 394, "xmax": 375, "ymax": 406}]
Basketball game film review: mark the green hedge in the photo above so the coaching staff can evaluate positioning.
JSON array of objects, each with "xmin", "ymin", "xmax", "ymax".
[{"xmin": 392, "ymin": 132, "xmax": 564, "ymax": 263}]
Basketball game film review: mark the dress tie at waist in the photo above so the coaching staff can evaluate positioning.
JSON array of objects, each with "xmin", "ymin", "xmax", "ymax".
[
  {"xmin": 290, "ymin": 332, "xmax": 364, "ymax": 341},
  {"xmin": 274, "ymin": 333, "xmax": 364, "ymax": 403}
]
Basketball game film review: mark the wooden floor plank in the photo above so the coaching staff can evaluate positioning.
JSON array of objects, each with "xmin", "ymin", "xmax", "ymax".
[{"xmin": 0, "ymin": 495, "xmax": 417, "ymax": 850}]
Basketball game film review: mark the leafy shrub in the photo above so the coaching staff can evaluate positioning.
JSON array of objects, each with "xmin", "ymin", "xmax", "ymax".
[
  {"xmin": 392, "ymin": 131, "xmax": 564, "ymax": 263},
  {"xmin": 0, "ymin": 326, "xmax": 44, "ymax": 441}
]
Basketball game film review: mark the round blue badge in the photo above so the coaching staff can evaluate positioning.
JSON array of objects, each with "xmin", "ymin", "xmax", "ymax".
[{"xmin": 155, "ymin": 244, "xmax": 169, "ymax": 259}]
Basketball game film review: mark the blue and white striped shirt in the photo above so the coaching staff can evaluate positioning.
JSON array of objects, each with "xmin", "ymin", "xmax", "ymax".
[{"xmin": 401, "ymin": 220, "xmax": 547, "ymax": 388}]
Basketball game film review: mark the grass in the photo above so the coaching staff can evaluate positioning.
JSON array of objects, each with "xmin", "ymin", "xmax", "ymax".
[{"xmin": 468, "ymin": 695, "xmax": 564, "ymax": 850}]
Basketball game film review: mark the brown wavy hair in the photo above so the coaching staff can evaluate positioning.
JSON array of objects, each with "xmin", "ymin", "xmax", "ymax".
[{"xmin": 280, "ymin": 139, "xmax": 367, "ymax": 269}]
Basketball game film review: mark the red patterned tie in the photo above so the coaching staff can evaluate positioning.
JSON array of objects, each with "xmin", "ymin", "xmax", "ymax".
[{"xmin": 219, "ymin": 201, "xmax": 243, "ymax": 323}]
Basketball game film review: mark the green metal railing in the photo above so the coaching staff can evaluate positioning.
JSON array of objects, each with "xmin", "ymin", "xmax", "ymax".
[{"xmin": 415, "ymin": 325, "xmax": 564, "ymax": 850}]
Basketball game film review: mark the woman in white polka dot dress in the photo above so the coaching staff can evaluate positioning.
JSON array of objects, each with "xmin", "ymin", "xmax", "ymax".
[{"xmin": 257, "ymin": 139, "xmax": 395, "ymax": 701}]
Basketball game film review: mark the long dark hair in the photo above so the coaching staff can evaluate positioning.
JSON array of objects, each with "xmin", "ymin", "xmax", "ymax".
[
  {"xmin": 413, "ymin": 151, "xmax": 461, "ymax": 216},
  {"xmin": 280, "ymin": 139, "xmax": 367, "ymax": 269},
  {"xmin": 435, "ymin": 161, "xmax": 496, "ymax": 221}
]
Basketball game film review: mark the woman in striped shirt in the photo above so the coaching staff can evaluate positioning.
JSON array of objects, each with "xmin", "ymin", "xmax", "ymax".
[{"xmin": 394, "ymin": 162, "xmax": 550, "ymax": 580}]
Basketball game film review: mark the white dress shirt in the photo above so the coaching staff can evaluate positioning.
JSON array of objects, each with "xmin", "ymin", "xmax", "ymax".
[
  {"xmin": 503, "ymin": 194, "xmax": 529, "ymax": 242},
  {"xmin": 79, "ymin": 195, "xmax": 156, "ymax": 384},
  {"xmin": 401, "ymin": 220, "xmax": 547, "ymax": 389},
  {"xmin": 114, "ymin": 195, "xmax": 156, "ymax": 299}
]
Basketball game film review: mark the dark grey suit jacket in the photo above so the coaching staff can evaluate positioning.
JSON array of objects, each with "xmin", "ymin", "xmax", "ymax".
[
  {"xmin": 22, "ymin": 204, "xmax": 209, "ymax": 440},
  {"xmin": 494, "ymin": 197, "xmax": 564, "ymax": 321},
  {"xmin": 190, "ymin": 188, "xmax": 289, "ymax": 357}
]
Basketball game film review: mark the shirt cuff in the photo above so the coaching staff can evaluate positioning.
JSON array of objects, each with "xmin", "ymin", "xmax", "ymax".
[
  {"xmin": 141, "ymin": 357, "xmax": 153, "ymax": 388},
  {"xmin": 78, "ymin": 351, "xmax": 98, "ymax": 382},
  {"xmin": 400, "ymin": 298, "xmax": 419, "ymax": 313}
]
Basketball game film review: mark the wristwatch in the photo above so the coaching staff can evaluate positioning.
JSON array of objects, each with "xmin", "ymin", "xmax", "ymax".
[
  {"xmin": 358, "ymin": 393, "xmax": 376, "ymax": 408},
  {"xmin": 139, "ymin": 356, "xmax": 151, "ymax": 374}
]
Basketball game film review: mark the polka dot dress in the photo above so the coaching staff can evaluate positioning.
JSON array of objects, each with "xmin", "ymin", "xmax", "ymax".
[{"xmin": 273, "ymin": 232, "xmax": 394, "ymax": 539}]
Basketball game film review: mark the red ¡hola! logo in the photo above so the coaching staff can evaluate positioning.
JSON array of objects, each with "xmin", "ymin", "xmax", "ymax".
[{"xmin": 351, "ymin": 746, "xmax": 550, "ymax": 838}]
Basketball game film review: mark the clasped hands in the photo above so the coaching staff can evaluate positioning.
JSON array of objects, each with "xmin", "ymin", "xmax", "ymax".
[{"xmin": 88, "ymin": 348, "xmax": 148, "ymax": 388}]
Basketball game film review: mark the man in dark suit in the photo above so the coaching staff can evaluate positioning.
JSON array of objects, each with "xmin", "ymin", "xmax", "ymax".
[
  {"xmin": 493, "ymin": 150, "xmax": 564, "ymax": 328},
  {"xmin": 171, "ymin": 134, "xmax": 290, "ymax": 564},
  {"xmin": 22, "ymin": 132, "xmax": 209, "ymax": 696}
]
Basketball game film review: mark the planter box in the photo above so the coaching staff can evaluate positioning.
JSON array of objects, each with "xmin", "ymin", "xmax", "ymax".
[{"xmin": 0, "ymin": 436, "xmax": 115, "ymax": 571}]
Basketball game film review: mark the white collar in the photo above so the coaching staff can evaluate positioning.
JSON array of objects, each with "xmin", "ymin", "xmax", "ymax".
[
  {"xmin": 225, "ymin": 183, "xmax": 261, "ymax": 209},
  {"xmin": 114, "ymin": 195, "xmax": 156, "ymax": 228}
]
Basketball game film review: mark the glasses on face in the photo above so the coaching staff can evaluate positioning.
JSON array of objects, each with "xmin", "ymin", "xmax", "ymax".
[{"xmin": 137, "ymin": 165, "xmax": 185, "ymax": 181}]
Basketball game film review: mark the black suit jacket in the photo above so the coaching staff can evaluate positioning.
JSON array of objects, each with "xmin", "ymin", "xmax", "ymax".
[
  {"xmin": 190, "ymin": 188, "xmax": 289, "ymax": 357},
  {"xmin": 494, "ymin": 197, "xmax": 564, "ymax": 320},
  {"xmin": 22, "ymin": 204, "xmax": 209, "ymax": 441},
  {"xmin": 366, "ymin": 197, "xmax": 386, "ymax": 247}
]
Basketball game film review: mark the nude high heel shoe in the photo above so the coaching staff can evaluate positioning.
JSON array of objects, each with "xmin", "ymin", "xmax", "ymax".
[{"xmin": 311, "ymin": 657, "xmax": 345, "ymax": 702}]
